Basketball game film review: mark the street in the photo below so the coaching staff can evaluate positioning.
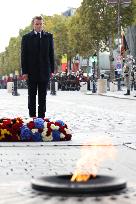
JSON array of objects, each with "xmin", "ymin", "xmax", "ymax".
[
  {"xmin": 1, "ymin": 89, "xmax": 136, "ymax": 144},
  {"xmin": 0, "ymin": 89, "xmax": 136, "ymax": 203}
]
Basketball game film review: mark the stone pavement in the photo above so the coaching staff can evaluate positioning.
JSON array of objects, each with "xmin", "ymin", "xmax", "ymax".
[
  {"xmin": 0, "ymin": 144, "xmax": 136, "ymax": 203},
  {"xmin": 101, "ymin": 89, "xmax": 136, "ymax": 100},
  {"xmin": 0, "ymin": 89, "xmax": 136, "ymax": 203},
  {"xmin": 86, "ymin": 88, "xmax": 136, "ymax": 100}
]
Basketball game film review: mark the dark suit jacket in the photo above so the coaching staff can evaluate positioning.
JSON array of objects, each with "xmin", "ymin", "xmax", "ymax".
[{"xmin": 21, "ymin": 30, "xmax": 54, "ymax": 82}]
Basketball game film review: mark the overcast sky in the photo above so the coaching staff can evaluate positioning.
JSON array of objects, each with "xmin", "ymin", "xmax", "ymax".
[{"xmin": 0, "ymin": 0, "xmax": 82, "ymax": 52}]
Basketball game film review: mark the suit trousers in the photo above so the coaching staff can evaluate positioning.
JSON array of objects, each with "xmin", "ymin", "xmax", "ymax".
[{"xmin": 27, "ymin": 80, "xmax": 49, "ymax": 118}]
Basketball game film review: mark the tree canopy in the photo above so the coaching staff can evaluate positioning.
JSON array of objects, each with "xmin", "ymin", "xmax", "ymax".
[{"xmin": 0, "ymin": 0, "xmax": 135, "ymax": 75}]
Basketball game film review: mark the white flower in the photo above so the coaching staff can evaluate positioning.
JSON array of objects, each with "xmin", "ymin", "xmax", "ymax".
[
  {"xmin": 55, "ymin": 125, "xmax": 59, "ymax": 130},
  {"xmin": 64, "ymin": 128, "xmax": 71, "ymax": 135},
  {"xmin": 43, "ymin": 122, "xmax": 47, "ymax": 128},
  {"xmin": 31, "ymin": 129, "xmax": 38, "ymax": 134},
  {"xmin": 60, "ymin": 133, "xmax": 65, "ymax": 139},
  {"xmin": 42, "ymin": 126, "xmax": 48, "ymax": 133},
  {"xmin": 41, "ymin": 130, "xmax": 48, "ymax": 137},
  {"xmin": 23, "ymin": 118, "xmax": 33, "ymax": 125},
  {"xmin": 42, "ymin": 134, "xmax": 53, "ymax": 142}
]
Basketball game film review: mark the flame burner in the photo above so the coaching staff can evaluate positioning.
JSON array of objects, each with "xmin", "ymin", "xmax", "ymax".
[{"xmin": 31, "ymin": 175, "xmax": 127, "ymax": 195}]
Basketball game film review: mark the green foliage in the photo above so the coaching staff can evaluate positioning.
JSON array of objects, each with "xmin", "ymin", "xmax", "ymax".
[
  {"xmin": 132, "ymin": 0, "xmax": 136, "ymax": 24},
  {"xmin": 44, "ymin": 15, "xmax": 69, "ymax": 61},
  {"xmin": 0, "ymin": 25, "xmax": 31, "ymax": 75},
  {"xmin": 78, "ymin": 0, "xmax": 133, "ymax": 53},
  {"xmin": 0, "ymin": 0, "xmax": 135, "ymax": 75}
]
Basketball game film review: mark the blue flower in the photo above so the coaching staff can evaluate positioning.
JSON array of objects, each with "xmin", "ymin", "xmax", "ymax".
[
  {"xmin": 20, "ymin": 125, "xmax": 32, "ymax": 141},
  {"xmin": 34, "ymin": 118, "xmax": 44, "ymax": 129},
  {"xmin": 55, "ymin": 120, "xmax": 65, "ymax": 126},
  {"xmin": 52, "ymin": 130, "xmax": 60, "ymax": 141},
  {"xmin": 32, "ymin": 132, "xmax": 42, "ymax": 142}
]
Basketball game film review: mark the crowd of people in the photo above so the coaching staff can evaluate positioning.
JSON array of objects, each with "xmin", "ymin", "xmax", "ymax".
[
  {"xmin": 0, "ymin": 71, "xmax": 95, "ymax": 92},
  {"xmin": 0, "ymin": 62, "xmax": 136, "ymax": 95}
]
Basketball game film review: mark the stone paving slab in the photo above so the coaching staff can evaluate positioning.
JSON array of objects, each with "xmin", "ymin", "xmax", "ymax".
[
  {"xmin": 0, "ymin": 145, "xmax": 136, "ymax": 183},
  {"xmin": 86, "ymin": 89, "xmax": 136, "ymax": 100},
  {"xmin": 101, "ymin": 94, "xmax": 136, "ymax": 101},
  {"xmin": 0, "ymin": 90, "xmax": 136, "ymax": 203},
  {"xmin": 0, "ymin": 90, "xmax": 136, "ymax": 146},
  {"xmin": 0, "ymin": 181, "xmax": 135, "ymax": 204},
  {"xmin": 124, "ymin": 143, "xmax": 136, "ymax": 150},
  {"xmin": 0, "ymin": 130, "xmax": 135, "ymax": 146},
  {"xmin": 0, "ymin": 145, "xmax": 136, "ymax": 203}
]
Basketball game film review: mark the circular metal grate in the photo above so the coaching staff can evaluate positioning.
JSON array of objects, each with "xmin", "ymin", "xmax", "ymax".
[{"xmin": 31, "ymin": 174, "xmax": 127, "ymax": 195}]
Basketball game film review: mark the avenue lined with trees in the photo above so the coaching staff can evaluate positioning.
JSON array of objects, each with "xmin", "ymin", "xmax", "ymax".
[{"xmin": 0, "ymin": 0, "xmax": 136, "ymax": 77}]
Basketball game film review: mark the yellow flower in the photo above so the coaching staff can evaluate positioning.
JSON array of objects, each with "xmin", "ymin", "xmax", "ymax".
[
  {"xmin": 0, "ymin": 134, "xmax": 5, "ymax": 140},
  {"xmin": 0, "ymin": 129, "xmax": 11, "ymax": 140},
  {"xmin": 1, "ymin": 129, "xmax": 11, "ymax": 136},
  {"xmin": 51, "ymin": 124, "xmax": 59, "ymax": 130}
]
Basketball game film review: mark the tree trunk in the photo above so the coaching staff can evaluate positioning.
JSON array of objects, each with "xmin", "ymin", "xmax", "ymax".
[
  {"xmin": 96, "ymin": 43, "xmax": 100, "ymax": 79},
  {"xmin": 109, "ymin": 35, "xmax": 115, "ymax": 82}
]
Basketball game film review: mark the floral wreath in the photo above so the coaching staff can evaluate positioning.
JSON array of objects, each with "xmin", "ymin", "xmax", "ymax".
[{"xmin": 0, "ymin": 117, "xmax": 72, "ymax": 142}]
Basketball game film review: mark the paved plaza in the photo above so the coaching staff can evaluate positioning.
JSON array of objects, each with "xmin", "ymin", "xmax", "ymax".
[{"xmin": 0, "ymin": 89, "xmax": 136, "ymax": 203}]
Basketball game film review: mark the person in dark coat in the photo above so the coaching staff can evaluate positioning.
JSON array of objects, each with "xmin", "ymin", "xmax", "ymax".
[{"xmin": 21, "ymin": 16, "xmax": 54, "ymax": 118}]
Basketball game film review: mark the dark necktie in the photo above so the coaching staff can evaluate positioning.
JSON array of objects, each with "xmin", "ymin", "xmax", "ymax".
[
  {"xmin": 37, "ymin": 32, "xmax": 40, "ymax": 38},
  {"xmin": 37, "ymin": 33, "xmax": 41, "ymax": 51}
]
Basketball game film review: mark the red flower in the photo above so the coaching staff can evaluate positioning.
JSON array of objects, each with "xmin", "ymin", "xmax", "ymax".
[
  {"xmin": 64, "ymin": 124, "xmax": 68, "ymax": 128},
  {"xmin": 10, "ymin": 128, "xmax": 19, "ymax": 136},
  {"xmin": 15, "ymin": 118, "xmax": 23, "ymax": 127},
  {"xmin": 47, "ymin": 121, "xmax": 55, "ymax": 128},
  {"xmin": 0, "ymin": 117, "xmax": 72, "ymax": 142},
  {"xmin": 47, "ymin": 122, "xmax": 51, "ymax": 128},
  {"xmin": 12, "ymin": 123, "xmax": 21, "ymax": 132},
  {"xmin": 2, "ymin": 119, "xmax": 12, "ymax": 129},
  {"xmin": 44, "ymin": 118, "xmax": 50, "ymax": 122},
  {"xmin": 9, "ymin": 134, "xmax": 20, "ymax": 142},
  {"xmin": 59, "ymin": 126, "xmax": 66, "ymax": 134},
  {"xmin": 46, "ymin": 128, "xmax": 52, "ymax": 136},
  {"xmin": 54, "ymin": 122, "xmax": 61, "ymax": 127},
  {"xmin": 38, "ymin": 128, "xmax": 43, "ymax": 133},
  {"xmin": 27, "ymin": 121, "xmax": 35, "ymax": 129},
  {"xmin": 2, "ymin": 134, "xmax": 12, "ymax": 141},
  {"xmin": 65, "ymin": 134, "xmax": 72, "ymax": 141}
]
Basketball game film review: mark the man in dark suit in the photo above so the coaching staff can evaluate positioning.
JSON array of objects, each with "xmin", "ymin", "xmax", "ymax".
[{"xmin": 21, "ymin": 16, "xmax": 54, "ymax": 118}]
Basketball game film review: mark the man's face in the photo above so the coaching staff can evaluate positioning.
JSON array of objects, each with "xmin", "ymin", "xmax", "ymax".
[{"xmin": 33, "ymin": 19, "xmax": 43, "ymax": 32}]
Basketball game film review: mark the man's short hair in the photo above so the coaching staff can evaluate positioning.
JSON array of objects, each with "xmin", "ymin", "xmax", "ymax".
[{"xmin": 32, "ymin": 16, "xmax": 43, "ymax": 23}]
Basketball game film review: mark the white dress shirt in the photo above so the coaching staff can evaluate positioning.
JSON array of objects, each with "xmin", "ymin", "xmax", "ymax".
[{"xmin": 34, "ymin": 30, "xmax": 41, "ymax": 38}]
